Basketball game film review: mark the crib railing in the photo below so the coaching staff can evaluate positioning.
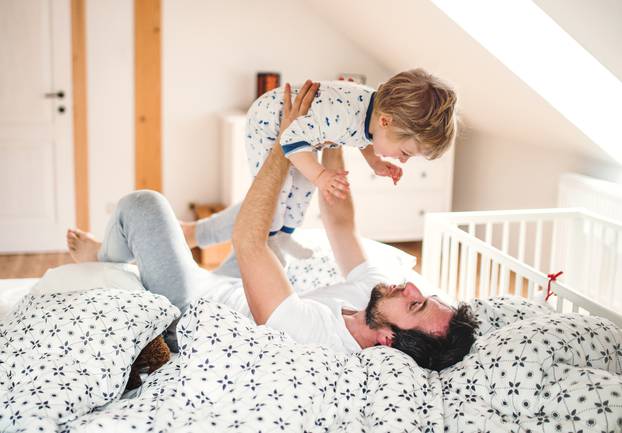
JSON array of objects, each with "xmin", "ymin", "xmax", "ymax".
[{"xmin": 422, "ymin": 208, "xmax": 622, "ymax": 328}]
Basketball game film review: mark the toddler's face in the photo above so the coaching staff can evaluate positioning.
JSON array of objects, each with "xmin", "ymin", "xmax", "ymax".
[{"xmin": 372, "ymin": 125, "xmax": 420, "ymax": 163}]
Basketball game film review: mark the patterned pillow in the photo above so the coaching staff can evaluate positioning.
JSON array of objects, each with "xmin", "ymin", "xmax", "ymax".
[
  {"xmin": 468, "ymin": 296, "xmax": 552, "ymax": 336},
  {"xmin": 441, "ymin": 310, "xmax": 622, "ymax": 432},
  {"xmin": 0, "ymin": 288, "xmax": 179, "ymax": 431}
]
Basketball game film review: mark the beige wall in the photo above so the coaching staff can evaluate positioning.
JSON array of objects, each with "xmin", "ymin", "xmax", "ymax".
[
  {"xmin": 162, "ymin": 0, "xmax": 392, "ymax": 220},
  {"xmin": 86, "ymin": 0, "xmax": 134, "ymax": 238},
  {"xmin": 452, "ymin": 131, "xmax": 622, "ymax": 212}
]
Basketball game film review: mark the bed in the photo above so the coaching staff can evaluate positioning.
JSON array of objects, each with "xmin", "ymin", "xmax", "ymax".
[{"xmin": 1, "ymin": 229, "xmax": 621, "ymax": 433}]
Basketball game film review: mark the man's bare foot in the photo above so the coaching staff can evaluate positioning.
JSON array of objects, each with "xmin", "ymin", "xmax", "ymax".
[
  {"xmin": 180, "ymin": 221, "xmax": 198, "ymax": 248},
  {"xmin": 66, "ymin": 228, "xmax": 101, "ymax": 263}
]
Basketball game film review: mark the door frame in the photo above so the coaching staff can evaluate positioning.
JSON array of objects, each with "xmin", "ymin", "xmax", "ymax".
[{"xmin": 71, "ymin": 0, "xmax": 89, "ymax": 231}]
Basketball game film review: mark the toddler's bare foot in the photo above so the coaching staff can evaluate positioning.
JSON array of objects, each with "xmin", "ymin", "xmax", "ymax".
[
  {"xmin": 269, "ymin": 232, "xmax": 312, "ymax": 261},
  {"xmin": 66, "ymin": 228, "xmax": 101, "ymax": 263},
  {"xmin": 180, "ymin": 221, "xmax": 198, "ymax": 248},
  {"xmin": 267, "ymin": 236, "xmax": 288, "ymax": 268}
]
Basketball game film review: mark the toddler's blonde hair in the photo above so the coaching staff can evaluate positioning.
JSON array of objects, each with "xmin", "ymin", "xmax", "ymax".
[{"xmin": 374, "ymin": 69, "xmax": 457, "ymax": 160}]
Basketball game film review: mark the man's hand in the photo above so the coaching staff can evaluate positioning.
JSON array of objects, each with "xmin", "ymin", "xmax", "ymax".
[
  {"xmin": 314, "ymin": 168, "xmax": 349, "ymax": 204},
  {"xmin": 279, "ymin": 80, "xmax": 320, "ymax": 137},
  {"xmin": 370, "ymin": 159, "xmax": 403, "ymax": 185},
  {"xmin": 319, "ymin": 148, "xmax": 367, "ymax": 277}
]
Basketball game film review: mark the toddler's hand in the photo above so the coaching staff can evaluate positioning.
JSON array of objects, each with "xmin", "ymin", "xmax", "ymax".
[
  {"xmin": 315, "ymin": 169, "xmax": 349, "ymax": 204},
  {"xmin": 371, "ymin": 160, "xmax": 403, "ymax": 185}
]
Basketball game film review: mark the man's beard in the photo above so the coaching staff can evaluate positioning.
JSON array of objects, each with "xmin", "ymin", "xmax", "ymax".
[{"xmin": 365, "ymin": 284, "xmax": 389, "ymax": 329}]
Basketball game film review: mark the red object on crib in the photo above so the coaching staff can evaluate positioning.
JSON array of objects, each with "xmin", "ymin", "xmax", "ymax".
[{"xmin": 545, "ymin": 271, "xmax": 564, "ymax": 301}]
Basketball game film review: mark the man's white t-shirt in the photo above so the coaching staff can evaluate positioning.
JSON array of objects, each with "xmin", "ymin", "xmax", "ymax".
[{"xmin": 196, "ymin": 261, "xmax": 389, "ymax": 354}]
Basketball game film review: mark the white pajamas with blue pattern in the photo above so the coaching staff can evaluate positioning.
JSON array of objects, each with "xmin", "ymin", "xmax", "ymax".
[{"xmin": 245, "ymin": 81, "xmax": 376, "ymax": 233}]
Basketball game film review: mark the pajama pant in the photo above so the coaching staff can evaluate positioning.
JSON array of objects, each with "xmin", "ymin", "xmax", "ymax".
[
  {"xmin": 245, "ymin": 107, "xmax": 317, "ymax": 233},
  {"xmin": 98, "ymin": 190, "xmax": 244, "ymax": 351}
]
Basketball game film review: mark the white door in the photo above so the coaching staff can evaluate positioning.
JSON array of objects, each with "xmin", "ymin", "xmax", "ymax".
[{"xmin": 0, "ymin": 0, "xmax": 75, "ymax": 253}]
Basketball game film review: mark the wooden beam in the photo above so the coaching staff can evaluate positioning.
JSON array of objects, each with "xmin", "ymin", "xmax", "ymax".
[
  {"xmin": 71, "ymin": 0, "xmax": 89, "ymax": 230},
  {"xmin": 134, "ymin": 0, "xmax": 162, "ymax": 191}
]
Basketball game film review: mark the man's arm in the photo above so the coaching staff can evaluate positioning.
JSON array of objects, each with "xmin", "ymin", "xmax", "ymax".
[
  {"xmin": 232, "ymin": 80, "xmax": 319, "ymax": 325},
  {"xmin": 318, "ymin": 148, "xmax": 368, "ymax": 277}
]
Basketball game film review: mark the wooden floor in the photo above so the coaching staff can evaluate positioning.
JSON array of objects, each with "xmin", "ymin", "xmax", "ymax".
[
  {"xmin": 0, "ymin": 252, "xmax": 74, "ymax": 279},
  {"xmin": 0, "ymin": 241, "xmax": 422, "ymax": 279},
  {"xmin": 389, "ymin": 241, "xmax": 422, "ymax": 273}
]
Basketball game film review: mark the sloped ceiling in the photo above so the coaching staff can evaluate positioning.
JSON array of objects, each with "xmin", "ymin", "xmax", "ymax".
[
  {"xmin": 305, "ymin": 0, "xmax": 616, "ymax": 163},
  {"xmin": 535, "ymin": 0, "xmax": 622, "ymax": 81}
]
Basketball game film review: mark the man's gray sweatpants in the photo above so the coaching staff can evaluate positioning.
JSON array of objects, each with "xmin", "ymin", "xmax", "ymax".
[{"xmin": 97, "ymin": 190, "xmax": 241, "ymax": 350}]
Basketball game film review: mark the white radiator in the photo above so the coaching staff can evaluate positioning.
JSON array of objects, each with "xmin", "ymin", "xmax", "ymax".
[{"xmin": 558, "ymin": 173, "xmax": 622, "ymax": 222}]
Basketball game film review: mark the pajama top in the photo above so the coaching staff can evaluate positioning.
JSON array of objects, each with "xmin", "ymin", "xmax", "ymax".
[
  {"xmin": 278, "ymin": 81, "xmax": 376, "ymax": 155},
  {"xmin": 244, "ymin": 81, "xmax": 376, "ymax": 232},
  {"xmin": 247, "ymin": 80, "xmax": 376, "ymax": 159}
]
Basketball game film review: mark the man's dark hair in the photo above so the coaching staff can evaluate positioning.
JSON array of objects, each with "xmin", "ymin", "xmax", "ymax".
[{"xmin": 391, "ymin": 304, "xmax": 479, "ymax": 371}]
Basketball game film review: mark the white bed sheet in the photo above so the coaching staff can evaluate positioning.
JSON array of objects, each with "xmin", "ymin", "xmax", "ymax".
[{"xmin": 0, "ymin": 277, "xmax": 38, "ymax": 319}]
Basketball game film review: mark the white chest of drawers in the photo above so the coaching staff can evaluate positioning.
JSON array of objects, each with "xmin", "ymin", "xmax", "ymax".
[{"xmin": 220, "ymin": 112, "xmax": 454, "ymax": 241}]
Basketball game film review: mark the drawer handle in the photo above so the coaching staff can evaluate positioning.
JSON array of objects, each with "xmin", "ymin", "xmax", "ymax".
[
  {"xmin": 421, "ymin": 171, "xmax": 427, "ymax": 179},
  {"xmin": 419, "ymin": 209, "xmax": 425, "ymax": 216}
]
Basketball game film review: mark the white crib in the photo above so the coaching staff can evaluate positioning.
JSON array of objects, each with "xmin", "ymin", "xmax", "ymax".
[{"xmin": 422, "ymin": 208, "xmax": 622, "ymax": 328}]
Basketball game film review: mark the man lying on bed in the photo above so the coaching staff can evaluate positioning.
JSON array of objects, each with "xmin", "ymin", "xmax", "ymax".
[{"xmin": 66, "ymin": 80, "xmax": 478, "ymax": 371}]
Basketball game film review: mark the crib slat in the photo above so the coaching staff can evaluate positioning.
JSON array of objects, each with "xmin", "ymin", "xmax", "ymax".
[
  {"xmin": 440, "ymin": 232, "xmax": 450, "ymax": 292},
  {"xmin": 500, "ymin": 221, "xmax": 510, "ymax": 295},
  {"xmin": 479, "ymin": 253, "xmax": 491, "ymax": 298},
  {"xmin": 484, "ymin": 223, "xmax": 493, "ymax": 244},
  {"xmin": 459, "ymin": 242, "xmax": 467, "ymax": 301},
  {"xmin": 550, "ymin": 220, "xmax": 558, "ymax": 274},
  {"xmin": 583, "ymin": 219, "xmax": 593, "ymax": 298},
  {"xmin": 556, "ymin": 295, "xmax": 564, "ymax": 313},
  {"xmin": 514, "ymin": 221, "xmax": 526, "ymax": 293},
  {"xmin": 527, "ymin": 280, "xmax": 534, "ymax": 300},
  {"xmin": 465, "ymin": 222, "xmax": 476, "ymax": 299},
  {"xmin": 479, "ymin": 223, "xmax": 493, "ymax": 297},
  {"xmin": 490, "ymin": 261, "xmax": 499, "ymax": 297},
  {"xmin": 591, "ymin": 222, "xmax": 604, "ymax": 301},
  {"xmin": 466, "ymin": 249, "xmax": 477, "ymax": 300},
  {"xmin": 607, "ymin": 229, "xmax": 619, "ymax": 307},
  {"xmin": 449, "ymin": 237, "xmax": 459, "ymax": 298},
  {"xmin": 534, "ymin": 220, "xmax": 543, "ymax": 270}
]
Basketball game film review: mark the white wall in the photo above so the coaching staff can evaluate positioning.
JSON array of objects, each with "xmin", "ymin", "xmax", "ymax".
[
  {"xmin": 162, "ymin": 0, "xmax": 392, "ymax": 219},
  {"xmin": 86, "ymin": 0, "xmax": 134, "ymax": 238},
  {"xmin": 452, "ymin": 131, "xmax": 622, "ymax": 212},
  {"xmin": 534, "ymin": 0, "xmax": 622, "ymax": 81}
]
